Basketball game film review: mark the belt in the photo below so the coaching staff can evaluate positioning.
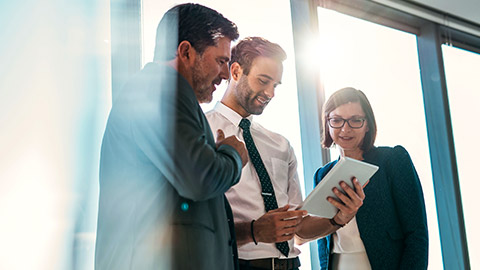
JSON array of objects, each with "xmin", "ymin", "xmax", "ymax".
[{"xmin": 239, "ymin": 257, "xmax": 300, "ymax": 270}]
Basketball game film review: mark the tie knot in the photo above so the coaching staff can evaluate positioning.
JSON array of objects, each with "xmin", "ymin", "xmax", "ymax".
[{"xmin": 239, "ymin": 118, "xmax": 251, "ymax": 130}]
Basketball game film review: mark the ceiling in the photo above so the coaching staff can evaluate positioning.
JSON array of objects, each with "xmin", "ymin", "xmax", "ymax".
[{"xmin": 410, "ymin": 0, "xmax": 480, "ymax": 25}]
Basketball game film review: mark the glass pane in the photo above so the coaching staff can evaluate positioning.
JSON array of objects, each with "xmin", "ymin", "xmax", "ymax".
[
  {"xmin": 443, "ymin": 44, "xmax": 480, "ymax": 270},
  {"xmin": 141, "ymin": 1, "xmax": 309, "ymax": 268},
  {"xmin": 0, "ymin": 2, "xmax": 111, "ymax": 270},
  {"xmin": 316, "ymin": 7, "xmax": 442, "ymax": 269}
]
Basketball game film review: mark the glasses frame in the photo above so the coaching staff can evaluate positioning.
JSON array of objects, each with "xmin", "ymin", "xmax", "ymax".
[{"xmin": 327, "ymin": 117, "xmax": 366, "ymax": 129}]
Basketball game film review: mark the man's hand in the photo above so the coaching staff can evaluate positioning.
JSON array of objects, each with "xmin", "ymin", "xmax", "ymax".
[
  {"xmin": 253, "ymin": 205, "xmax": 307, "ymax": 243},
  {"xmin": 216, "ymin": 129, "xmax": 248, "ymax": 167},
  {"xmin": 328, "ymin": 177, "xmax": 366, "ymax": 226}
]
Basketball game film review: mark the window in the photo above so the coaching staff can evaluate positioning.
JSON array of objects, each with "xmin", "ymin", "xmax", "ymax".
[{"xmin": 443, "ymin": 44, "xmax": 480, "ymax": 270}]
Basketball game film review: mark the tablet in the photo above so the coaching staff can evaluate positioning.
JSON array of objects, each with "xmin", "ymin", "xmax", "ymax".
[{"xmin": 300, "ymin": 157, "xmax": 379, "ymax": 218}]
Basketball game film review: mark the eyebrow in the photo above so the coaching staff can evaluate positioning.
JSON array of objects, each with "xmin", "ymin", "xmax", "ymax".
[
  {"xmin": 330, "ymin": 114, "xmax": 365, "ymax": 118},
  {"xmin": 258, "ymin": 74, "xmax": 282, "ymax": 85}
]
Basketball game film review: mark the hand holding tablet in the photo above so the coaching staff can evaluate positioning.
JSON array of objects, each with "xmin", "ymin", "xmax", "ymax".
[{"xmin": 299, "ymin": 157, "xmax": 379, "ymax": 218}]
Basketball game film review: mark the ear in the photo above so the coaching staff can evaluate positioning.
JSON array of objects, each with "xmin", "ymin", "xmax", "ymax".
[
  {"xmin": 230, "ymin": 62, "xmax": 243, "ymax": 82},
  {"xmin": 177, "ymin": 40, "xmax": 197, "ymax": 67}
]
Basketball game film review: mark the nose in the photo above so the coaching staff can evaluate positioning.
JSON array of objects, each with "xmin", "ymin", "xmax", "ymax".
[
  {"xmin": 341, "ymin": 121, "xmax": 352, "ymax": 132},
  {"xmin": 264, "ymin": 84, "xmax": 275, "ymax": 99},
  {"xmin": 219, "ymin": 63, "xmax": 229, "ymax": 80}
]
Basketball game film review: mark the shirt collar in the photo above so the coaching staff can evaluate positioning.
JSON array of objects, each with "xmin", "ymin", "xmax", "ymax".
[{"xmin": 214, "ymin": 102, "xmax": 254, "ymax": 128}]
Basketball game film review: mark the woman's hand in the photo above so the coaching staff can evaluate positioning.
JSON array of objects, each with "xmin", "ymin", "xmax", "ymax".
[{"xmin": 328, "ymin": 177, "xmax": 366, "ymax": 225}]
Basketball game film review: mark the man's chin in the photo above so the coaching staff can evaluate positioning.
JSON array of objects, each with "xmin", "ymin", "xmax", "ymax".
[
  {"xmin": 248, "ymin": 104, "xmax": 267, "ymax": 115},
  {"xmin": 247, "ymin": 107, "xmax": 265, "ymax": 116},
  {"xmin": 198, "ymin": 95, "xmax": 213, "ymax": 104}
]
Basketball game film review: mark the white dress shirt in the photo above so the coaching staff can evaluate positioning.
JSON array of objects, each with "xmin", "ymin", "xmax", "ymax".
[{"xmin": 206, "ymin": 102, "xmax": 303, "ymax": 260}]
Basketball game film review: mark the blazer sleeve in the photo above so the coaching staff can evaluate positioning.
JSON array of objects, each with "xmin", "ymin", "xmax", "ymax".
[
  {"xmin": 131, "ymin": 75, "xmax": 242, "ymax": 202},
  {"xmin": 389, "ymin": 145, "xmax": 429, "ymax": 269}
]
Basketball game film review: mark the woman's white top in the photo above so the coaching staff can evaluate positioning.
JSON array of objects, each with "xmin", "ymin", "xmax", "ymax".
[
  {"xmin": 331, "ymin": 217, "xmax": 372, "ymax": 269},
  {"xmin": 332, "ymin": 217, "xmax": 367, "ymax": 253}
]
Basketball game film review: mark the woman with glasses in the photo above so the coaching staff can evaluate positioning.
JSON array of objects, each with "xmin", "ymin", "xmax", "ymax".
[{"xmin": 314, "ymin": 87, "xmax": 428, "ymax": 270}]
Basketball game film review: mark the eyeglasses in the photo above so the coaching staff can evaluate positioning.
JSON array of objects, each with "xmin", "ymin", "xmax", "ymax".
[{"xmin": 328, "ymin": 117, "xmax": 366, "ymax": 129}]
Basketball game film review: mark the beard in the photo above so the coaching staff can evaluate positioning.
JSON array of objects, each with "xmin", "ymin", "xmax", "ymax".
[
  {"xmin": 235, "ymin": 76, "xmax": 269, "ymax": 115},
  {"xmin": 191, "ymin": 56, "xmax": 216, "ymax": 104}
]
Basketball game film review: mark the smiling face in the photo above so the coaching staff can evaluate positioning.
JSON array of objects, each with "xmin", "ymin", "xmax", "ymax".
[
  {"xmin": 232, "ymin": 56, "xmax": 283, "ymax": 116},
  {"xmin": 191, "ymin": 37, "xmax": 231, "ymax": 103},
  {"xmin": 328, "ymin": 102, "xmax": 369, "ymax": 158}
]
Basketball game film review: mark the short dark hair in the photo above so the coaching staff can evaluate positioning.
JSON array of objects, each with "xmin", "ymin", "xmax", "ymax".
[
  {"xmin": 322, "ymin": 87, "xmax": 377, "ymax": 151},
  {"xmin": 153, "ymin": 3, "xmax": 239, "ymax": 61},
  {"xmin": 230, "ymin": 37, "xmax": 287, "ymax": 75}
]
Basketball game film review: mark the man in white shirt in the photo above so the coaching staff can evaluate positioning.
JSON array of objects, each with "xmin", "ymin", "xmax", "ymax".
[{"xmin": 206, "ymin": 37, "xmax": 366, "ymax": 270}]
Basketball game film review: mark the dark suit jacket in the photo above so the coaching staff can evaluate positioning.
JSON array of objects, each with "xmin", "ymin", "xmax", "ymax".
[
  {"xmin": 315, "ymin": 146, "xmax": 428, "ymax": 270},
  {"xmin": 95, "ymin": 63, "xmax": 242, "ymax": 270}
]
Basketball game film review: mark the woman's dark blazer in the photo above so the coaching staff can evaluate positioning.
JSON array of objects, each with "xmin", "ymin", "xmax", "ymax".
[{"xmin": 315, "ymin": 146, "xmax": 428, "ymax": 270}]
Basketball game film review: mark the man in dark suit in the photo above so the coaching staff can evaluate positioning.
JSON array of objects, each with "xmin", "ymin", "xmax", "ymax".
[{"xmin": 95, "ymin": 4, "xmax": 248, "ymax": 270}]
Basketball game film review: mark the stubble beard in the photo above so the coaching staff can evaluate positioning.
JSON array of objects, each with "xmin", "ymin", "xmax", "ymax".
[
  {"xmin": 236, "ymin": 76, "xmax": 265, "ymax": 115},
  {"xmin": 191, "ymin": 57, "xmax": 213, "ymax": 104}
]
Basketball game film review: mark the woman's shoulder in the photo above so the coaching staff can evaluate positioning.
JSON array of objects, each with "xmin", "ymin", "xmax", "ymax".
[
  {"xmin": 365, "ymin": 146, "xmax": 414, "ymax": 175},
  {"xmin": 365, "ymin": 145, "xmax": 410, "ymax": 160}
]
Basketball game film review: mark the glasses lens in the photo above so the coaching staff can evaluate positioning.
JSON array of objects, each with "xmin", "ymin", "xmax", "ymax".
[
  {"xmin": 329, "ymin": 118, "xmax": 344, "ymax": 128},
  {"xmin": 348, "ymin": 118, "xmax": 365, "ymax": 128}
]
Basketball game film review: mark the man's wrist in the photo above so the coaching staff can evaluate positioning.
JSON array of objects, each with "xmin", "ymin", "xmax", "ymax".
[
  {"xmin": 250, "ymin": 220, "xmax": 258, "ymax": 245},
  {"xmin": 329, "ymin": 217, "xmax": 345, "ymax": 228}
]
